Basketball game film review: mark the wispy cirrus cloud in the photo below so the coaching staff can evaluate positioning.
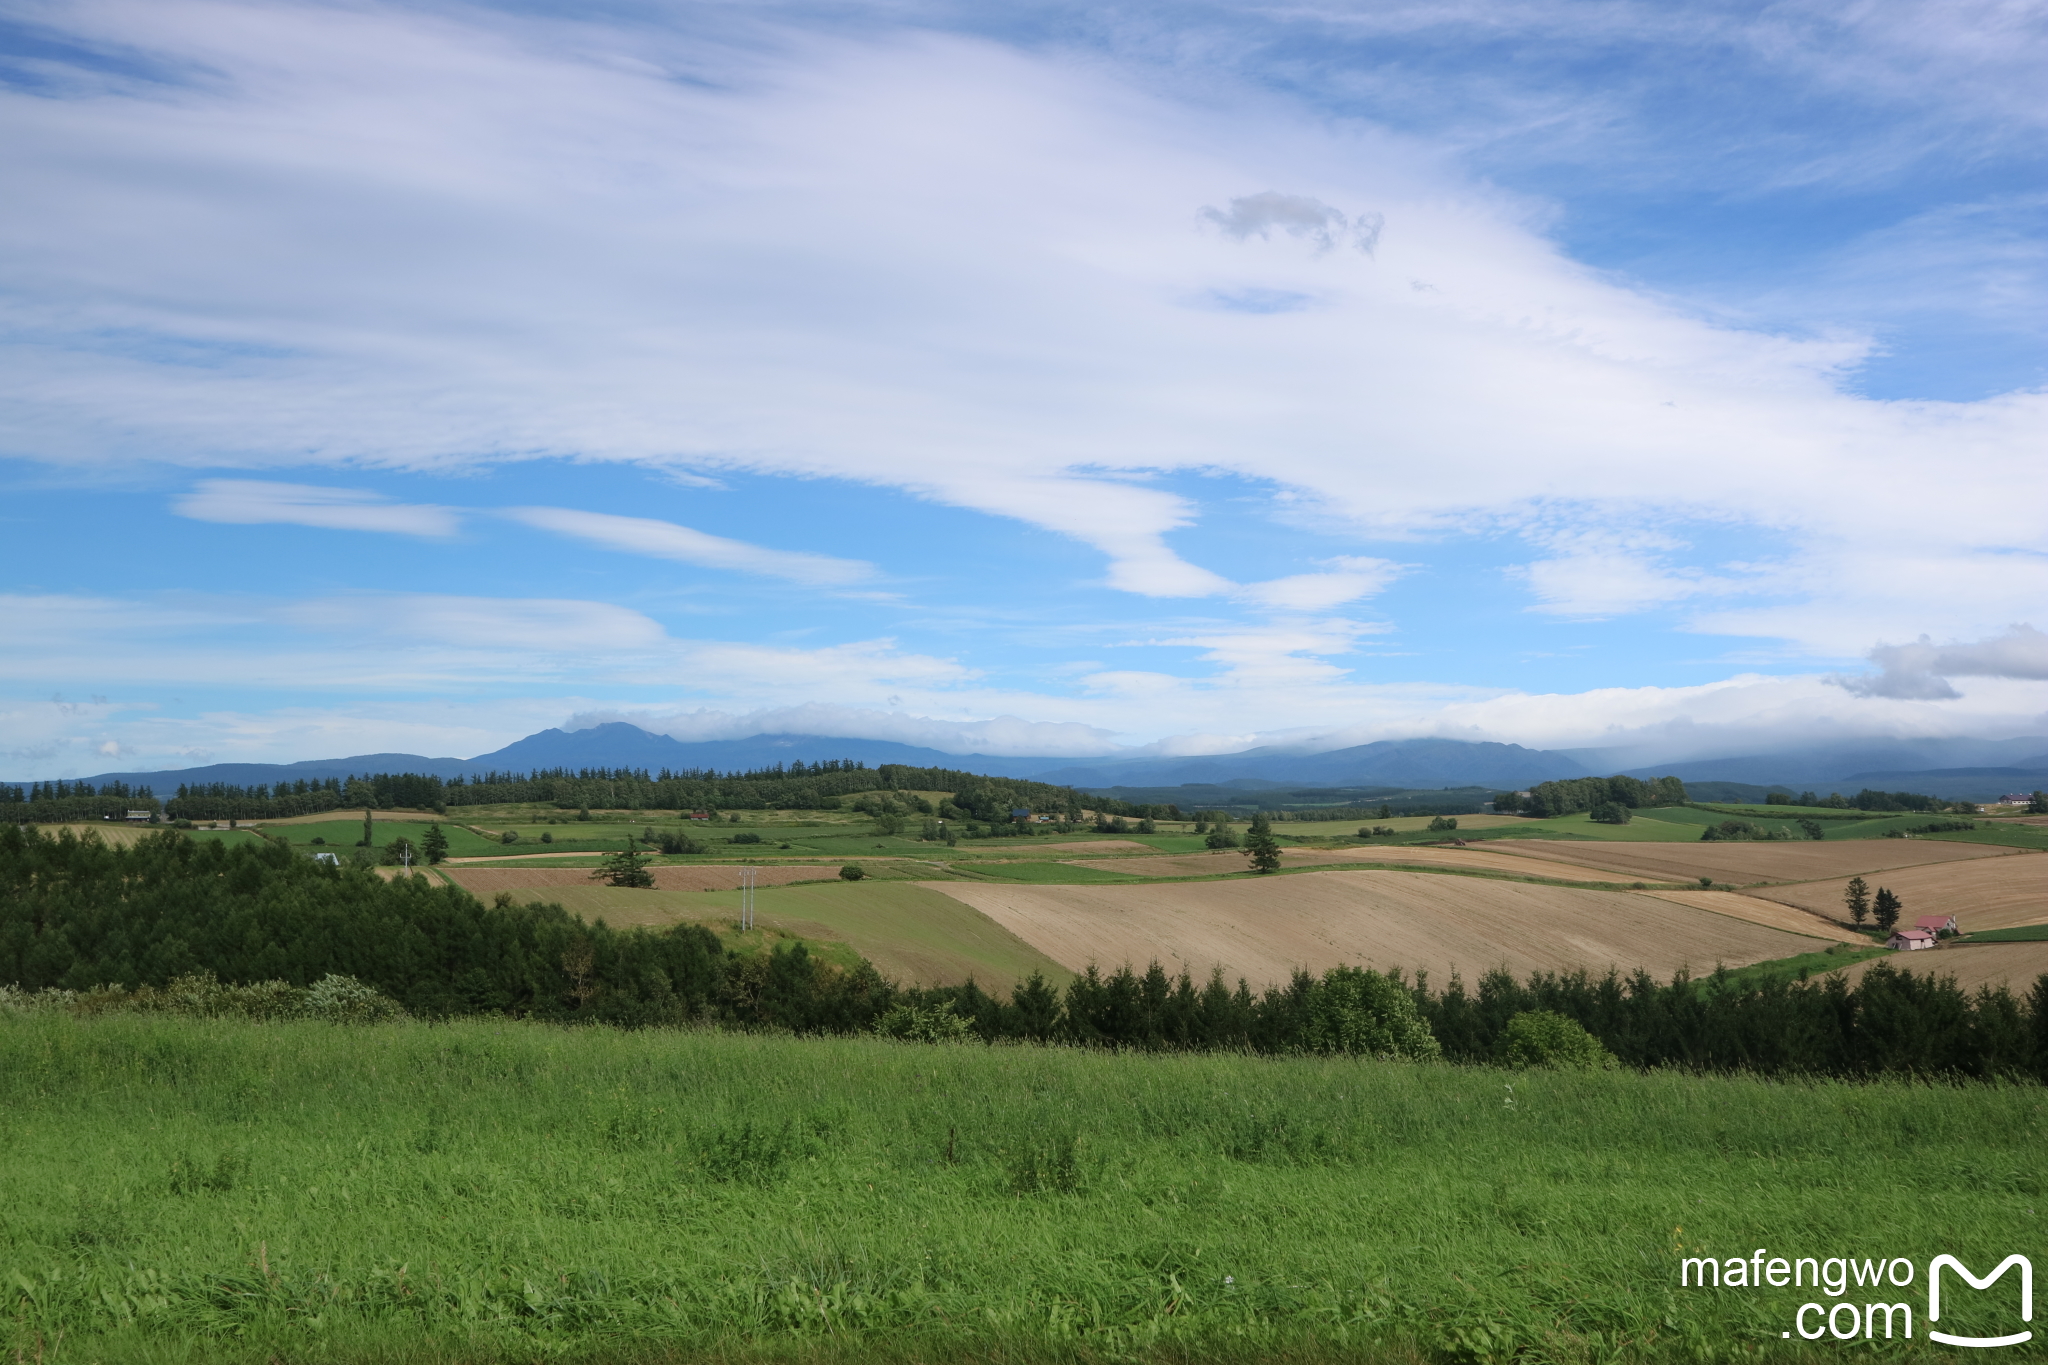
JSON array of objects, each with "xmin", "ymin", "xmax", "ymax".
[
  {"xmin": 175, "ymin": 480, "xmax": 459, "ymax": 537},
  {"xmin": 501, "ymin": 507, "xmax": 874, "ymax": 587},
  {"xmin": 1237, "ymin": 557, "xmax": 1404, "ymax": 612}
]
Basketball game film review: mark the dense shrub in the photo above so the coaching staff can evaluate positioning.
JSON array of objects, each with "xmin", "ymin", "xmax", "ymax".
[{"xmin": 1501, "ymin": 1010, "xmax": 1616, "ymax": 1070}]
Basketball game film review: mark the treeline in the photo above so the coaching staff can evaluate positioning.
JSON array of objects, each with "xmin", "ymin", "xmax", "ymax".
[
  {"xmin": 7, "ymin": 826, "xmax": 2045, "ymax": 1080},
  {"xmin": 1497, "ymin": 774, "xmax": 1688, "ymax": 818},
  {"xmin": 904, "ymin": 961, "xmax": 2047, "ymax": 1079},
  {"xmin": 150, "ymin": 761, "xmax": 1185, "ymax": 825},
  {"xmin": 1, "ymin": 780, "xmax": 161, "ymax": 826},
  {"xmin": 4, "ymin": 778, "xmax": 154, "ymax": 801}
]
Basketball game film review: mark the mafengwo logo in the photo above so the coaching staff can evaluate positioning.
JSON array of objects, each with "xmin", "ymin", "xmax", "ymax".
[{"xmin": 1678, "ymin": 1248, "xmax": 2033, "ymax": 1346}]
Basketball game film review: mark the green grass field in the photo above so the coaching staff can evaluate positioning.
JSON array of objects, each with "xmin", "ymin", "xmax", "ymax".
[
  {"xmin": 3, "ymin": 1014, "xmax": 2038, "ymax": 1364},
  {"xmin": 549, "ymin": 879, "xmax": 1073, "ymax": 990},
  {"xmin": 1967, "ymin": 924, "xmax": 2048, "ymax": 943}
]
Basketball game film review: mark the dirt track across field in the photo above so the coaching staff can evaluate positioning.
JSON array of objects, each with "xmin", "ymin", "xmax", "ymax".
[
  {"xmin": 1747, "ymin": 853, "xmax": 2048, "ymax": 933},
  {"xmin": 443, "ymin": 865, "xmax": 836, "ymax": 896},
  {"xmin": 1832, "ymin": 941, "xmax": 2048, "ymax": 993},
  {"xmin": 1079, "ymin": 847, "xmax": 1652, "ymax": 884},
  {"xmin": 1473, "ymin": 838, "xmax": 2019, "ymax": 885},
  {"xmin": 1636, "ymin": 889, "xmax": 1866, "ymax": 942},
  {"xmin": 922, "ymin": 869, "xmax": 1829, "ymax": 989}
]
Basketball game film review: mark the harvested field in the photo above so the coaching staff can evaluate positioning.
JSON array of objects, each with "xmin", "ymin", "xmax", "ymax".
[
  {"xmin": 1016, "ymin": 839, "xmax": 1157, "ymax": 854},
  {"xmin": 1476, "ymin": 837, "xmax": 2018, "ymax": 885},
  {"xmin": 1078, "ymin": 847, "xmax": 1648, "ymax": 884},
  {"xmin": 31, "ymin": 823, "xmax": 158, "ymax": 846},
  {"xmin": 1831, "ymin": 942, "xmax": 2048, "ymax": 994},
  {"xmin": 923, "ymin": 869, "xmax": 1828, "ymax": 989},
  {"xmin": 1304, "ymin": 846, "xmax": 1654, "ymax": 882},
  {"xmin": 1747, "ymin": 852, "xmax": 2048, "ymax": 933},
  {"xmin": 1636, "ymin": 889, "xmax": 1865, "ymax": 942},
  {"xmin": 443, "ymin": 865, "xmax": 836, "ymax": 896}
]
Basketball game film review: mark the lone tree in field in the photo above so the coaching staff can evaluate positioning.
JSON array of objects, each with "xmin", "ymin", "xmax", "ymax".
[
  {"xmin": 592, "ymin": 836, "xmax": 656, "ymax": 889},
  {"xmin": 358, "ymin": 808, "xmax": 374, "ymax": 848},
  {"xmin": 1873, "ymin": 886, "xmax": 1902, "ymax": 933},
  {"xmin": 1843, "ymin": 875, "xmax": 1870, "ymax": 927},
  {"xmin": 1242, "ymin": 812, "xmax": 1282, "ymax": 874},
  {"xmin": 2030, "ymin": 791, "xmax": 2048, "ymax": 815},
  {"xmin": 421, "ymin": 823, "xmax": 449, "ymax": 864}
]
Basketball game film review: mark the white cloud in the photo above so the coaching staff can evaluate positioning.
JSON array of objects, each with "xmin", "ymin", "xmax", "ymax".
[
  {"xmin": 1237, "ymin": 556, "xmax": 1403, "ymax": 611},
  {"xmin": 503, "ymin": 507, "xmax": 874, "ymax": 586},
  {"xmin": 3, "ymin": 0, "xmax": 2036, "ymax": 642},
  {"xmin": 174, "ymin": 480, "xmax": 459, "ymax": 537},
  {"xmin": 566, "ymin": 703, "xmax": 1122, "ymax": 757}
]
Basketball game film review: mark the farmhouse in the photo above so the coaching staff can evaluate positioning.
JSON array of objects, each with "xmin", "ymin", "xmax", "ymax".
[
  {"xmin": 1886, "ymin": 928, "xmax": 1937, "ymax": 951},
  {"xmin": 1913, "ymin": 914, "xmax": 1959, "ymax": 937}
]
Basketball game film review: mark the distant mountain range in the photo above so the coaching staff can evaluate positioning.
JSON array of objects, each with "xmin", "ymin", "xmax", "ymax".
[
  {"xmin": 1029, "ymin": 739, "xmax": 1590, "ymax": 791},
  {"xmin": 10, "ymin": 723, "xmax": 2048, "ymax": 801}
]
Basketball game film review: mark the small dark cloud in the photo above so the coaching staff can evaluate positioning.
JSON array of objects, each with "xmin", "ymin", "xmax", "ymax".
[{"xmin": 1199, "ymin": 192, "xmax": 1383, "ymax": 255}]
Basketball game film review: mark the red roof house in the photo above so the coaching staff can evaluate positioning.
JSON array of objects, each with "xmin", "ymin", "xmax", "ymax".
[
  {"xmin": 1914, "ymin": 914, "xmax": 1959, "ymax": 936},
  {"xmin": 1887, "ymin": 929, "xmax": 1938, "ymax": 951}
]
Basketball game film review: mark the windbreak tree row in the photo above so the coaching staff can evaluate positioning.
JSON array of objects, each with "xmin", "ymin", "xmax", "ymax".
[{"xmin": 145, "ymin": 761, "xmax": 1185, "ymax": 823}]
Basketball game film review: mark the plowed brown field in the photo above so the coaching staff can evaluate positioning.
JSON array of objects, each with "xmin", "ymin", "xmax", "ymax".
[
  {"xmin": 443, "ymin": 865, "xmax": 835, "ymax": 896},
  {"xmin": 922, "ymin": 869, "xmax": 1827, "ymax": 988},
  {"xmin": 1476, "ymin": 838, "xmax": 2017, "ymax": 885},
  {"xmin": 1747, "ymin": 852, "xmax": 2048, "ymax": 932},
  {"xmin": 1636, "ymin": 889, "xmax": 1865, "ymax": 942},
  {"xmin": 1832, "ymin": 942, "xmax": 2048, "ymax": 993},
  {"xmin": 1077, "ymin": 848, "xmax": 1648, "ymax": 883}
]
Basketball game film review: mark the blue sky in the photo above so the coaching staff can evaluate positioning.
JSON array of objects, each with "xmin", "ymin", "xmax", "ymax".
[{"xmin": 2, "ymin": 0, "xmax": 2045, "ymax": 775}]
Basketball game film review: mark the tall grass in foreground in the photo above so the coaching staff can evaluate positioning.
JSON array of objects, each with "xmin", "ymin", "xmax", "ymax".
[{"xmin": 1, "ymin": 1016, "xmax": 2041, "ymax": 1363}]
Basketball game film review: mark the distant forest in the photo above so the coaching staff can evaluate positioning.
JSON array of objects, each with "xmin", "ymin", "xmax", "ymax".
[
  {"xmin": 1, "ymin": 763, "xmax": 1976, "ymax": 826},
  {"xmin": 128, "ymin": 762, "xmax": 1181, "ymax": 824},
  {"xmin": 4, "ymin": 825, "xmax": 2042, "ymax": 1081}
]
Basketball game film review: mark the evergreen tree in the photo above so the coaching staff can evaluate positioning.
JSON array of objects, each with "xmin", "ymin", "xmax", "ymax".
[
  {"xmin": 2029, "ymin": 791, "xmax": 2048, "ymax": 815},
  {"xmin": 1844, "ymin": 875, "xmax": 1870, "ymax": 927},
  {"xmin": 1873, "ymin": 887, "xmax": 1902, "ymax": 933},
  {"xmin": 592, "ymin": 836, "xmax": 655, "ymax": 889},
  {"xmin": 421, "ymin": 823, "xmax": 449, "ymax": 864},
  {"xmin": 359, "ymin": 809, "xmax": 373, "ymax": 848},
  {"xmin": 1241, "ymin": 812, "xmax": 1282, "ymax": 874},
  {"xmin": 1377, "ymin": 804, "xmax": 1393, "ymax": 819}
]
